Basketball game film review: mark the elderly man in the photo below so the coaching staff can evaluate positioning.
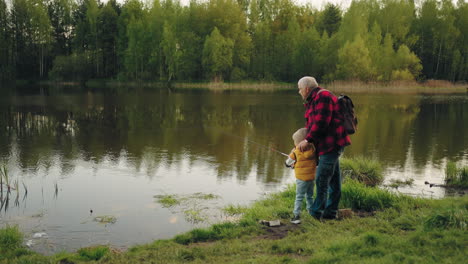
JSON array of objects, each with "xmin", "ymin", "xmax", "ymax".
[{"xmin": 296, "ymin": 76, "xmax": 351, "ymax": 220}]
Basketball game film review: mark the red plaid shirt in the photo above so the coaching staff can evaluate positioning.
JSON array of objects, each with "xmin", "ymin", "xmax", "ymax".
[{"xmin": 304, "ymin": 87, "xmax": 351, "ymax": 156}]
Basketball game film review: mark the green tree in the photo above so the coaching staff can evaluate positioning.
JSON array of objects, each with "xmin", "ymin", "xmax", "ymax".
[
  {"xmin": 11, "ymin": 0, "xmax": 52, "ymax": 79},
  {"xmin": 251, "ymin": 21, "xmax": 273, "ymax": 79},
  {"xmin": 337, "ymin": 0, "xmax": 369, "ymax": 45},
  {"xmin": 274, "ymin": 16, "xmax": 300, "ymax": 81},
  {"xmin": 0, "ymin": 0, "xmax": 13, "ymax": 83},
  {"xmin": 161, "ymin": 21, "xmax": 180, "ymax": 82},
  {"xmin": 316, "ymin": 3, "xmax": 341, "ymax": 36},
  {"xmin": 47, "ymin": 0, "xmax": 74, "ymax": 57},
  {"xmin": 116, "ymin": 0, "xmax": 145, "ymax": 78},
  {"xmin": 125, "ymin": 17, "xmax": 148, "ymax": 79},
  {"xmin": 202, "ymin": 27, "xmax": 234, "ymax": 81},
  {"xmin": 379, "ymin": 34, "xmax": 396, "ymax": 81},
  {"xmin": 98, "ymin": 0, "xmax": 119, "ymax": 77},
  {"xmin": 413, "ymin": 0, "xmax": 438, "ymax": 78},
  {"xmin": 377, "ymin": 0, "xmax": 415, "ymax": 47},
  {"xmin": 176, "ymin": 31, "xmax": 202, "ymax": 80},
  {"xmin": 86, "ymin": 0, "xmax": 100, "ymax": 76},
  {"xmin": 294, "ymin": 27, "xmax": 321, "ymax": 78},
  {"xmin": 452, "ymin": 0, "xmax": 468, "ymax": 80},
  {"xmin": 336, "ymin": 35, "xmax": 374, "ymax": 81},
  {"xmin": 392, "ymin": 44, "xmax": 422, "ymax": 80},
  {"xmin": 367, "ymin": 22, "xmax": 382, "ymax": 74},
  {"xmin": 206, "ymin": 0, "xmax": 251, "ymax": 80}
]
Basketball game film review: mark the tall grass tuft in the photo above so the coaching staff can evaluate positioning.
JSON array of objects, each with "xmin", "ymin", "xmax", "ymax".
[
  {"xmin": 341, "ymin": 180, "xmax": 409, "ymax": 211},
  {"xmin": 341, "ymin": 157, "xmax": 384, "ymax": 186},
  {"xmin": 424, "ymin": 209, "xmax": 467, "ymax": 230},
  {"xmin": 77, "ymin": 246, "xmax": 110, "ymax": 261},
  {"xmin": 0, "ymin": 225, "xmax": 23, "ymax": 252},
  {"xmin": 174, "ymin": 222, "xmax": 244, "ymax": 245},
  {"xmin": 445, "ymin": 162, "xmax": 468, "ymax": 188}
]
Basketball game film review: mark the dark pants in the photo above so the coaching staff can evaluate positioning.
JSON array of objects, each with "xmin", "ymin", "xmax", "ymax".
[{"xmin": 311, "ymin": 147, "xmax": 344, "ymax": 218}]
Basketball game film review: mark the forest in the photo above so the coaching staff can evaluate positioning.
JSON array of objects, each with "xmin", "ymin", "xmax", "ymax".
[{"xmin": 0, "ymin": 0, "xmax": 467, "ymax": 84}]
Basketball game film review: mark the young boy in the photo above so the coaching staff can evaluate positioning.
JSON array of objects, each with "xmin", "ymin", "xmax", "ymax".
[{"xmin": 285, "ymin": 128, "xmax": 317, "ymax": 224}]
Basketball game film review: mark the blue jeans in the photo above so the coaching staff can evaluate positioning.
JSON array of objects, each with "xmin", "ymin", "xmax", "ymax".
[
  {"xmin": 293, "ymin": 179, "xmax": 315, "ymax": 217},
  {"xmin": 311, "ymin": 147, "xmax": 344, "ymax": 218}
]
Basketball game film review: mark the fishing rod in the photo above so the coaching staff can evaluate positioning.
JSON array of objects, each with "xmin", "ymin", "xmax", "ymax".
[{"xmin": 220, "ymin": 130, "xmax": 289, "ymax": 157}]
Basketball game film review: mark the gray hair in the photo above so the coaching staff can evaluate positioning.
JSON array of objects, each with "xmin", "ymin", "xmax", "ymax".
[
  {"xmin": 298, "ymin": 76, "xmax": 318, "ymax": 90},
  {"xmin": 292, "ymin": 128, "xmax": 308, "ymax": 145}
]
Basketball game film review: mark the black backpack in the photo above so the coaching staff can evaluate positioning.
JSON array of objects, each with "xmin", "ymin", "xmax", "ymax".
[
  {"xmin": 338, "ymin": 94, "xmax": 358, "ymax": 135},
  {"xmin": 317, "ymin": 89, "xmax": 358, "ymax": 135}
]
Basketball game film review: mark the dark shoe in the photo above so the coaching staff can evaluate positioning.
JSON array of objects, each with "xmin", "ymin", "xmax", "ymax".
[
  {"xmin": 290, "ymin": 215, "xmax": 301, "ymax": 224},
  {"xmin": 322, "ymin": 214, "xmax": 337, "ymax": 220},
  {"xmin": 311, "ymin": 213, "xmax": 322, "ymax": 221}
]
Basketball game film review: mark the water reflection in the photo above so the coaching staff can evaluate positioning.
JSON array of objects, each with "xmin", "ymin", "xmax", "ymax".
[
  {"xmin": 1, "ymin": 91, "xmax": 301, "ymax": 184},
  {"xmin": 2, "ymin": 91, "xmax": 466, "ymax": 178},
  {"xmin": 0, "ymin": 88, "xmax": 466, "ymax": 253}
]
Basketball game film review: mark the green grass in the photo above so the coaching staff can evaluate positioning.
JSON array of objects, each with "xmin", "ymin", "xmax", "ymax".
[
  {"xmin": 1, "ymin": 181, "xmax": 467, "ymax": 263},
  {"xmin": 222, "ymin": 204, "xmax": 248, "ymax": 215},
  {"xmin": 424, "ymin": 208, "xmax": 467, "ymax": 230},
  {"xmin": 0, "ymin": 225, "xmax": 22, "ymax": 254},
  {"xmin": 341, "ymin": 157, "xmax": 384, "ymax": 186},
  {"xmin": 445, "ymin": 162, "xmax": 468, "ymax": 188},
  {"xmin": 77, "ymin": 246, "xmax": 110, "ymax": 261},
  {"xmin": 341, "ymin": 179, "xmax": 412, "ymax": 211}
]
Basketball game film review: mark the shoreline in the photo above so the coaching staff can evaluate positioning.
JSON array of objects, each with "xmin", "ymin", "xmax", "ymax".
[
  {"xmin": 11, "ymin": 79, "xmax": 468, "ymax": 94},
  {"xmin": 1, "ymin": 180, "xmax": 466, "ymax": 263}
]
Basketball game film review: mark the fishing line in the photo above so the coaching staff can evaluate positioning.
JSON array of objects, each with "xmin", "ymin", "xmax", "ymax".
[{"xmin": 217, "ymin": 129, "xmax": 289, "ymax": 157}]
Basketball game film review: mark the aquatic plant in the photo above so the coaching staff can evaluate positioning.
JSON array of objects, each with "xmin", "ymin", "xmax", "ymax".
[
  {"xmin": 93, "ymin": 215, "xmax": 117, "ymax": 224},
  {"xmin": 387, "ymin": 178, "xmax": 414, "ymax": 188},
  {"xmin": 190, "ymin": 192, "xmax": 220, "ymax": 200},
  {"xmin": 183, "ymin": 209, "xmax": 205, "ymax": 223},
  {"xmin": 222, "ymin": 204, "xmax": 248, "ymax": 215},
  {"xmin": 155, "ymin": 193, "xmax": 220, "ymax": 208},
  {"xmin": 341, "ymin": 157, "xmax": 384, "ymax": 186},
  {"xmin": 155, "ymin": 194, "xmax": 180, "ymax": 208},
  {"xmin": 445, "ymin": 162, "xmax": 468, "ymax": 188}
]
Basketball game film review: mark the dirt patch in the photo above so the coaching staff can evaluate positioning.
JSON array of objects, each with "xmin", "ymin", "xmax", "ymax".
[
  {"xmin": 256, "ymin": 209, "xmax": 377, "ymax": 240},
  {"xmin": 353, "ymin": 210, "xmax": 376, "ymax": 218},
  {"xmin": 337, "ymin": 208, "xmax": 375, "ymax": 219},
  {"xmin": 257, "ymin": 222, "xmax": 301, "ymax": 240}
]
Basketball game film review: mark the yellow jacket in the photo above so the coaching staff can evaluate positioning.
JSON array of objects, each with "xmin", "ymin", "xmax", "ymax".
[{"xmin": 289, "ymin": 146, "xmax": 317, "ymax": 181}]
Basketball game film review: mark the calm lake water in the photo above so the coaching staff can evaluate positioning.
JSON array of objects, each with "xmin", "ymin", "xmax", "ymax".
[{"xmin": 0, "ymin": 86, "xmax": 467, "ymax": 254}]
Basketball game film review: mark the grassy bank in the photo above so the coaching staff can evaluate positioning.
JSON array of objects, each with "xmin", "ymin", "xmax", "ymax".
[
  {"xmin": 1, "ymin": 179, "xmax": 467, "ymax": 264},
  {"xmin": 327, "ymin": 80, "xmax": 467, "ymax": 94},
  {"xmin": 173, "ymin": 81, "xmax": 293, "ymax": 91}
]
